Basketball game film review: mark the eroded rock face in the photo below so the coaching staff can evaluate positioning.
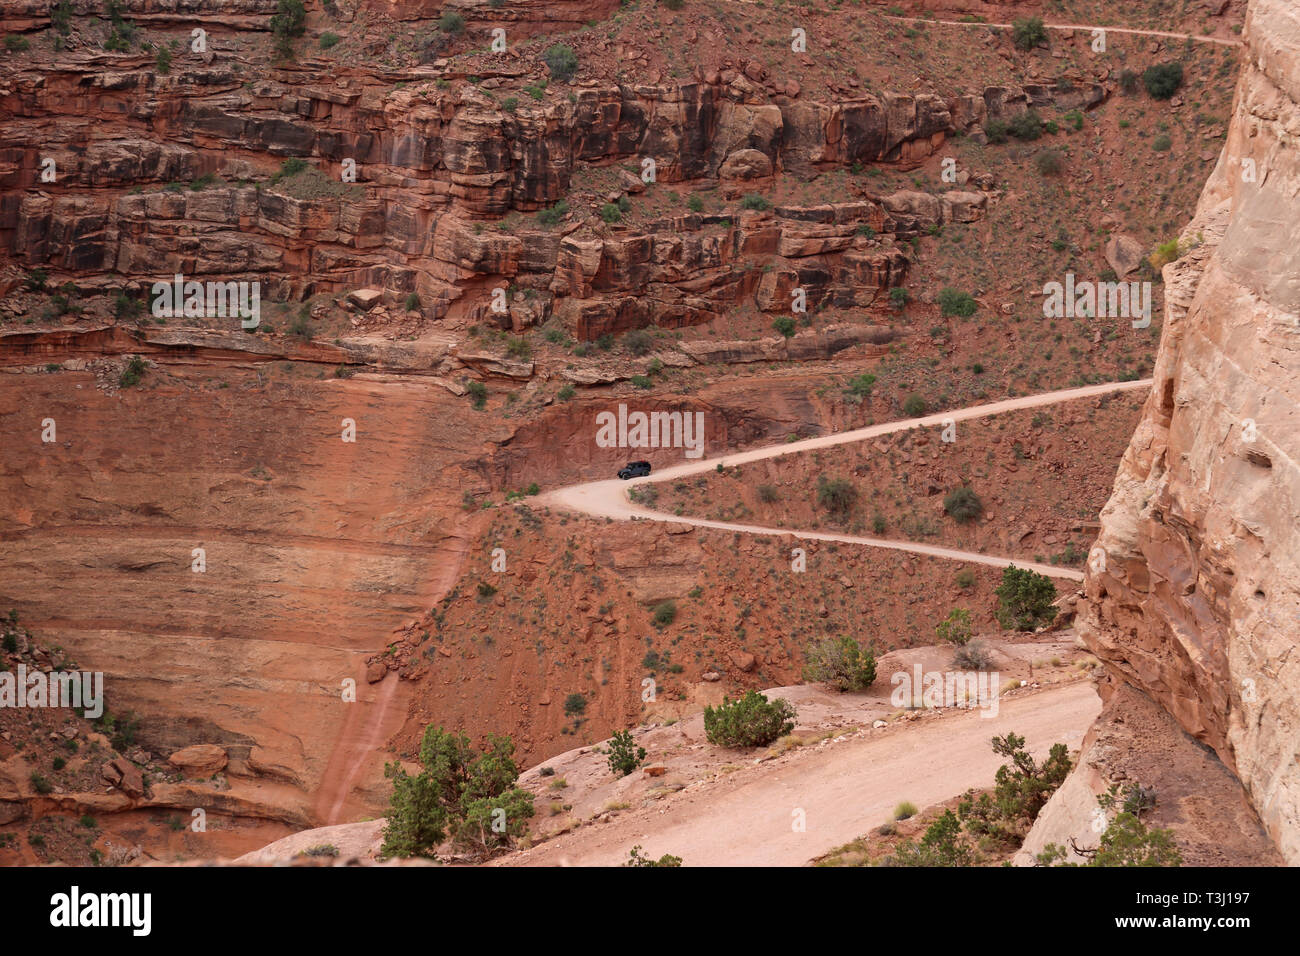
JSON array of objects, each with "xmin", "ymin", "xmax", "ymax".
[{"xmin": 1075, "ymin": 0, "xmax": 1300, "ymax": 862}]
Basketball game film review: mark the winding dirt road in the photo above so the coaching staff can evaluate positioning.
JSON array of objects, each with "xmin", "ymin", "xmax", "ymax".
[
  {"xmin": 507, "ymin": 681, "xmax": 1100, "ymax": 867},
  {"xmin": 877, "ymin": 14, "xmax": 1244, "ymax": 48},
  {"xmin": 541, "ymin": 379, "xmax": 1152, "ymax": 582}
]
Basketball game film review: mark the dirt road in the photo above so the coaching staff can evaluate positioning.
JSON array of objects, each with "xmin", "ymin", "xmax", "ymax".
[
  {"xmin": 506, "ymin": 681, "xmax": 1100, "ymax": 867},
  {"xmin": 541, "ymin": 379, "xmax": 1152, "ymax": 582}
]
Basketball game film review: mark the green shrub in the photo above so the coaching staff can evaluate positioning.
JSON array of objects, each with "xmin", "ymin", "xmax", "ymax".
[
  {"xmin": 773, "ymin": 316, "xmax": 796, "ymax": 338},
  {"xmin": 845, "ymin": 372, "xmax": 876, "ymax": 397},
  {"xmin": 606, "ymin": 730, "xmax": 646, "ymax": 777},
  {"xmin": 894, "ymin": 801, "xmax": 917, "ymax": 820},
  {"xmin": 687, "ymin": 194, "xmax": 704, "ymax": 212},
  {"xmin": 270, "ymin": 0, "xmax": 306, "ymax": 56},
  {"xmin": 537, "ymin": 199, "xmax": 569, "ymax": 226},
  {"xmin": 557, "ymin": 384, "xmax": 575, "ymax": 401},
  {"xmin": 118, "ymin": 355, "xmax": 147, "ymax": 388},
  {"xmin": 955, "ymin": 569, "xmax": 976, "ymax": 589},
  {"xmin": 802, "ymin": 636, "xmax": 877, "ymax": 692},
  {"xmin": 599, "ymin": 202, "xmax": 622, "ymax": 223},
  {"xmin": 994, "ymin": 565, "xmax": 1058, "ymax": 631},
  {"xmin": 5, "ymin": 34, "xmax": 31, "ymax": 52},
  {"xmin": 466, "ymin": 380, "xmax": 488, "ymax": 409},
  {"xmin": 1011, "ymin": 16, "xmax": 1046, "ymax": 51},
  {"xmin": 563, "ymin": 692, "xmax": 586, "ymax": 717},
  {"xmin": 935, "ymin": 608, "xmax": 973, "ymax": 645},
  {"xmin": 889, "ymin": 287, "xmax": 909, "ymax": 309},
  {"xmin": 943, "ymin": 486, "xmax": 983, "ymax": 523},
  {"xmin": 155, "ymin": 46, "xmax": 172, "ymax": 74},
  {"xmin": 30, "ymin": 772, "xmax": 53, "ymax": 795},
  {"xmin": 630, "ymin": 374, "xmax": 652, "ymax": 389},
  {"xmin": 1119, "ymin": 69, "xmax": 1140, "ymax": 94},
  {"xmin": 902, "ymin": 393, "xmax": 927, "ymax": 417},
  {"xmin": 381, "ymin": 725, "xmax": 534, "ymax": 857},
  {"xmin": 543, "ymin": 44, "xmax": 578, "ymax": 81},
  {"xmin": 439, "ymin": 11, "xmax": 465, "ymax": 34},
  {"xmin": 816, "ymin": 476, "xmax": 857, "ymax": 517},
  {"xmin": 704, "ymin": 691, "xmax": 797, "ymax": 748},
  {"xmin": 1152, "ymin": 134, "xmax": 1172, "ymax": 152},
  {"xmin": 52, "ymin": 1, "xmax": 73, "ymax": 35},
  {"xmin": 886, "ymin": 810, "xmax": 971, "ymax": 866},
  {"xmin": 1008, "ymin": 109, "xmax": 1044, "ymax": 140},
  {"xmin": 1034, "ymin": 148, "xmax": 1065, "ymax": 175},
  {"xmin": 623, "ymin": 328, "xmax": 654, "ymax": 355},
  {"xmin": 1143, "ymin": 62, "xmax": 1184, "ymax": 99},
  {"xmin": 320, "ymin": 32, "xmax": 340, "ymax": 49},
  {"xmin": 651, "ymin": 601, "xmax": 677, "ymax": 628},
  {"xmin": 938, "ymin": 287, "xmax": 978, "ymax": 317},
  {"xmin": 739, "ymin": 193, "xmax": 771, "ymax": 211},
  {"xmin": 502, "ymin": 96, "xmax": 518, "ymax": 113},
  {"xmin": 625, "ymin": 845, "xmax": 682, "ymax": 866}
]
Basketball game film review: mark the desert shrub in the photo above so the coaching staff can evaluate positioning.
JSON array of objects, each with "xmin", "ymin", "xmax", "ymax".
[
  {"xmin": 739, "ymin": 193, "xmax": 771, "ymax": 211},
  {"xmin": 625, "ymin": 845, "xmax": 682, "ymax": 866},
  {"xmin": 271, "ymin": 157, "xmax": 308, "ymax": 183},
  {"xmin": 382, "ymin": 726, "xmax": 534, "ymax": 858},
  {"xmin": 757, "ymin": 484, "xmax": 779, "ymax": 503},
  {"xmin": 704, "ymin": 691, "xmax": 796, "ymax": 748},
  {"xmin": 563, "ymin": 692, "xmax": 586, "ymax": 717},
  {"xmin": 951, "ymin": 639, "xmax": 995, "ymax": 671},
  {"xmin": 1119, "ymin": 68, "xmax": 1140, "ymax": 94},
  {"xmin": 1063, "ymin": 109, "xmax": 1084, "ymax": 131},
  {"xmin": 606, "ymin": 730, "xmax": 646, "ymax": 777},
  {"xmin": 543, "ymin": 44, "xmax": 578, "ymax": 80},
  {"xmin": 687, "ymin": 194, "xmax": 704, "ymax": 212},
  {"xmin": 651, "ymin": 601, "xmax": 676, "ymax": 628},
  {"xmin": 938, "ymin": 287, "xmax": 978, "ymax": 317},
  {"xmin": 984, "ymin": 118, "xmax": 1009, "ymax": 144},
  {"xmin": 1149, "ymin": 238, "xmax": 1181, "ymax": 270},
  {"xmin": 1007, "ymin": 109, "xmax": 1044, "ymax": 140},
  {"xmin": 118, "ymin": 355, "xmax": 147, "ymax": 388},
  {"xmin": 24, "ymin": 268, "xmax": 49, "ymax": 292},
  {"xmin": 30, "ymin": 772, "xmax": 53, "ymax": 795},
  {"xmin": 894, "ymin": 801, "xmax": 917, "ymax": 820},
  {"xmin": 52, "ymin": 1, "xmax": 73, "ymax": 35},
  {"xmin": 466, "ymin": 380, "xmax": 488, "ymax": 409},
  {"xmin": 630, "ymin": 374, "xmax": 652, "ymax": 389},
  {"xmin": 995, "ymin": 565, "xmax": 1058, "ymax": 631},
  {"xmin": 802, "ymin": 635, "xmax": 877, "ymax": 692},
  {"xmin": 5, "ymin": 34, "xmax": 31, "ymax": 52},
  {"xmin": 1034, "ymin": 148, "xmax": 1065, "ymax": 175},
  {"xmin": 935, "ymin": 608, "xmax": 973, "ymax": 645},
  {"xmin": 1143, "ymin": 62, "xmax": 1184, "ymax": 99},
  {"xmin": 270, "ymin": 0, "xmax": 306, "ymax": 56},
  {"xmin": 846, "ymin": 372, "xmax": 876, "ymax": 397},
  {"xmin": 889, "ymin": 286, "xmax": 909, "ymax": 309},
  {"xmin": 155, "ymin": 46, "xmax": 172, "ymax": 74},
  {"xmin": 1011, "ymin": 16, "xmax": 1046, "ymax": 51},
  {"xmin": 661, "ymin": 0, "xmax": 685, "ymax": 8},
  {"xmin": 506, "ymin": 336, "xmax": 531, "ymax": 359},
  {"xmin": 537, "ymin": 199, "xmax": 568, "ymax": 226},
  {"xmin": 320, "ymin": 32, "xmax": 340, "ymax": 49},
  {"xmin": 773, "ymin": 316, "xmax": 796, "ymax": 338},
  {"xmin": 955, "ymin": 568, "xmax": 976, "ymax": 589},
  {"xmin": 502, "ymin": 96, "xmax": 518, "ymax": 113},
  {"xmin": 885, "ymin": 810, "xmax": 971, "ymax": 866},
  {"xmin": 557, "ymin": 384, "xmax": 575, "ymax": 401},
  {"xmin": 405, "ymin": 292, "xmax": 421, "ymax": 311},
  {"xmin": 1152, "ymin": 134, "xmax": 1172, "ymax": 152},
  {"xmin": 599, "ymin": 202, "xmax": 622, "ymax": 223},
  {"xmin": 902, "ymin": 393, "xmax": 927, "ymax": 417},
  {"xmin": 439, "ymin": 11, "xmax": 465, "ymax": 33},
  {"xmin": 816, "ymin": 476, "xmax": 858, "ymax": 517},
  {"xmin": 623, "ymin": 327, "xmax": 654, "ymax": 356},
  {"xmin": 943, "ymin": 486, "xmax": 983, "ymax": 523}
]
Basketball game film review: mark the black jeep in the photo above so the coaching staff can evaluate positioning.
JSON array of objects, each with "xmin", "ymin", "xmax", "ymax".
[{"xmin": 618, "ymin": 460, "xmax": 652, "ymax": 480}]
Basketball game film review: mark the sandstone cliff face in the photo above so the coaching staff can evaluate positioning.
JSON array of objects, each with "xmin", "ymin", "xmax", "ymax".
[{"xmin": 1074, "ymin": 0, "xmax": 1300, "ymax": 861}]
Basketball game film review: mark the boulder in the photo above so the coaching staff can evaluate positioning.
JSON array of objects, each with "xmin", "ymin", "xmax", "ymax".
[
  {"xmin": 167, "ymin": 744, "xmax": 229, "ymax": 778},
  {"xmin": 1104, "ymin": 233, "xmax": 1146, "ymax": 277}
]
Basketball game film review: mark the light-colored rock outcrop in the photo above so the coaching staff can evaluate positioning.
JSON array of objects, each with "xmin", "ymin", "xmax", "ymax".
[{"xmin": 1055, "ymin": 0, "xmax": 1300, "ymax": 862}]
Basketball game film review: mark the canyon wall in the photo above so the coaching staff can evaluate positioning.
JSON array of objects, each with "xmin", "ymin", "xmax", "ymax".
[{"xmin": 1070, "ymin": 0, "xmax": 1300, "ymax": 862}]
